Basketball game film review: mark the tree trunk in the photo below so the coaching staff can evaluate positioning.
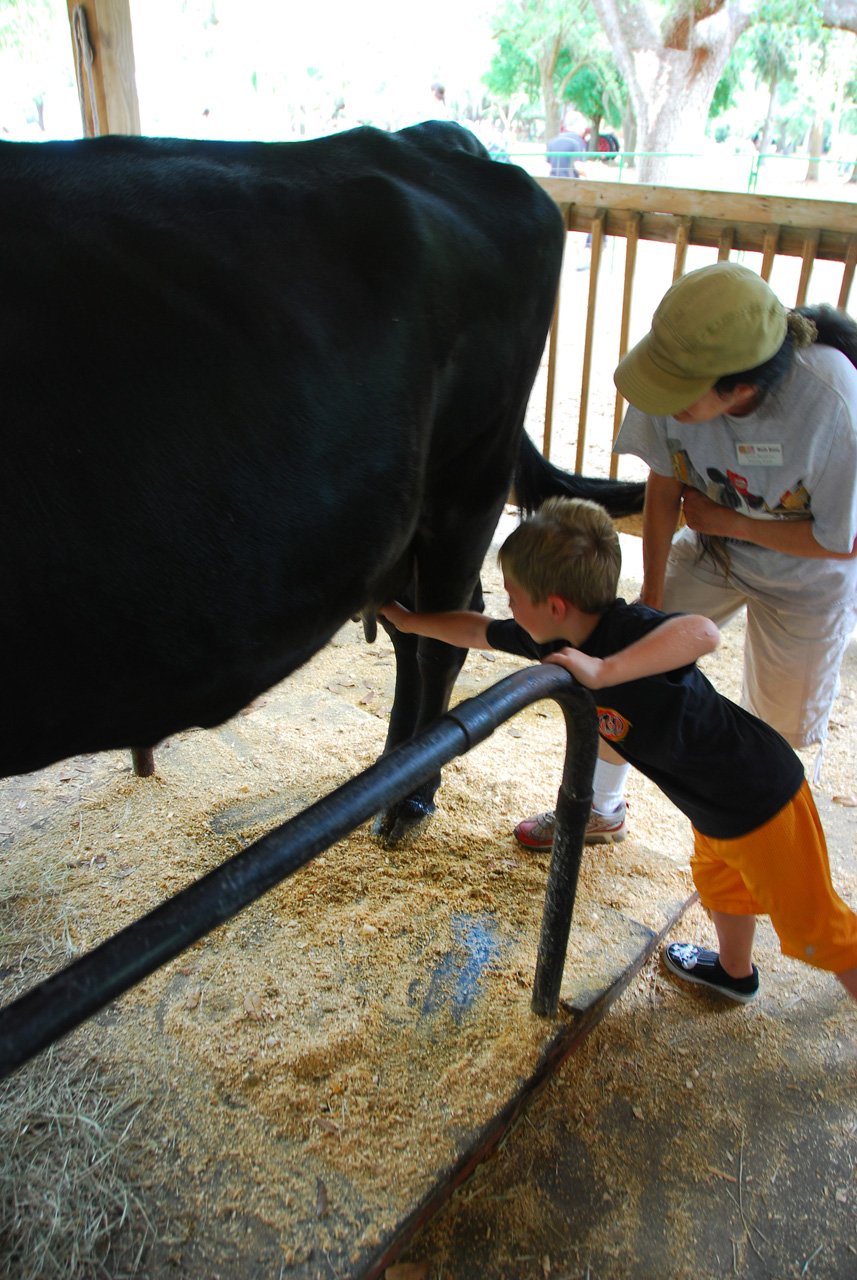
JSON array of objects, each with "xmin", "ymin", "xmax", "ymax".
[
  {"xmin": 588, "ymin": 111, "xmax": 602, "ymax": 152},
  {"xmin": 539, "ymin": 36, "xmax": 563, "ymax": 142},
  {"xmin": 622, "ymin": 108, "xmax": 637, "ymax": 164},
  {"xmin": 591, "ymin": 0, "xmax": 753, "ymax": 184},
  {"xmin": 757, "ymin": 76, "xmax": 779, "ymax": 166},
  {"xmin": 805, "ymin": 111, "xmax": 825, "ymax": 182},
  {"xmin": 626, "ymin": 48, "xmax": 732, "ymax": 183}
]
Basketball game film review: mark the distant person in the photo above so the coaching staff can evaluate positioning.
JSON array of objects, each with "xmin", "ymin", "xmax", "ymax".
[
  {"xmin": 546, "ymin": 119, "xmax": 591, "ymax": 266},
  {"xmin": 545, "ymin": 124, "xmax": 586, "ymax": 178},
  {"xmin": 427, "ymin": 80, "xmax": 451, "ymax": 122},
  {"xmin": 381, "ymin": 497, "xmax": 857, "ymax": 1008}
]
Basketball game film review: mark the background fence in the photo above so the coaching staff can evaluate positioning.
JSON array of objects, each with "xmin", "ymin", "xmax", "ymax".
[{"xmin": 531, "ymin": 176, "xmax": 857, "ymax": 481}]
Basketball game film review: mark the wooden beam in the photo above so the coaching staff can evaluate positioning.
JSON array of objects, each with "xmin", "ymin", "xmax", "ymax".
[
  {"xmin": 538, "ymin": 178, "xmax": 857, "ymax": 262},
  {"xmin": 66, "ymin": 0, "xmax": 140, "ymax": 136},
  {"xmin": 539, "ymin": 177, "xmax": 857, "ymax": 234}
]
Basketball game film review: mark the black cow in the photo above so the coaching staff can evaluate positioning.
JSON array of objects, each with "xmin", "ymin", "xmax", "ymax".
[{"xmin": 1, "ymin": 122, "xmax": 641, "ymax": 840}]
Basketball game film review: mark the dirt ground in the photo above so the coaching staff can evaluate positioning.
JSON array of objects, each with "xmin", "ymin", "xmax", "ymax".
[
  {"xmin": 3, "ymin": 220, "xmax": 857, "ymax": 1280},
  {"xmin": 3, "ymin": 517, "xmax": 856, "ymax": 1280}
]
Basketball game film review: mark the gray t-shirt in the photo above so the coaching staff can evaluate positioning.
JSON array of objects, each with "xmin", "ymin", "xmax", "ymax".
[{"xmin": 613, "ymin": 344, "xmax": 857, "ymax": 610}]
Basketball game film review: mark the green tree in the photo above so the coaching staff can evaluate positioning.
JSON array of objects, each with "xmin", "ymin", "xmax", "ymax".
[
  {"xmin": 485, "ymin": 0, "xmax": 623, "ymax": 141},
  {"xmin": 746, "ymin": 26, "xmax": 799, "ymax": 160}
]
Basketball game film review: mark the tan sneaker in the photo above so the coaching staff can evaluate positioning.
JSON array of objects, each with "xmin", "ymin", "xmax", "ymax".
[{"xmin": 514, "ymin": 800, "xmax": 627, "ymax": 850}]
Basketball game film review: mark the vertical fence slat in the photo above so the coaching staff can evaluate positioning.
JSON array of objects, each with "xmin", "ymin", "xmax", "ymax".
[
  {"xmin": 542, "ymin": 287, "xmax": 561, "ymax": 459},
  {"xmin": 796, "ymin": 230, "xmax": 819, "ymax": 307},
  {"xmin": 542, "ymin": 203, "xmax": 575, "ymax": 461},
  {"xmin": 672, "ymin": 216, "xmax": 691, "ymax": 280},
  {"xmin": 761, "ymin": 226, "xmax": 779, "ymax": 281},
  {"xmin": 575, "ymin": 211, "xmax": 606, "ymax": 475},
  {"xmin": 610, "ymin": 213, "xmax": 639, "ymax": 479},
  {"xmin": 717, "ymin": 227, "xmax": 734, "ymax": 261},
  {"xmin": 839, "ymin": 237, "xmax": 857, "ymax": 312}
]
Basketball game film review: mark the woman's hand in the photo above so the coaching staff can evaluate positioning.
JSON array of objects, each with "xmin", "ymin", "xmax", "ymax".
[
  {"xmin": 542, "ymin": 647, "xmax": 606, "ymax": 688},
  {"xmin": 681, "ymin": 488, "xmax": 743, "ymax": 538}
]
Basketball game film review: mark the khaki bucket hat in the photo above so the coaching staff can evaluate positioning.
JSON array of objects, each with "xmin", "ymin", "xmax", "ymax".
[{"xmin": 614, "ymin": 262, "xmax": 788, "ymax": 416}]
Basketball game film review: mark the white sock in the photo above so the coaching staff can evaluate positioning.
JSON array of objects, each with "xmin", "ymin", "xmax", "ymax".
[{"xmin": 593, "ymin": 759, "xmax": 630, "ymax": 815}]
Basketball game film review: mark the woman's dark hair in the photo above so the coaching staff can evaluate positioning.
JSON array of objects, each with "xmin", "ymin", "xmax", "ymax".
[{"xmin": 713, "ymin": 303, "xmax": 857, "ymax": 398}]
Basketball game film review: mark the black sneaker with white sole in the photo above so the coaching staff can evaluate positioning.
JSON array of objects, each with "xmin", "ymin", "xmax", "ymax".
[{"xmin": 662, "ymin": 942, "xmax": 759, "ymax": 1004}]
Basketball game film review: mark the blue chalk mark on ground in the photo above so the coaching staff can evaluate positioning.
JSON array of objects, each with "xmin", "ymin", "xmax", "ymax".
[{"xmin": 411, "ymin": 913, "xmax": 508, "ymax": 1023}]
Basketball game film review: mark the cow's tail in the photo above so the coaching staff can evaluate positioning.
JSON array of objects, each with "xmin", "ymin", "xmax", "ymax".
[{"xmin": 513, "ymin": 433, "xmax": 646, "ymax": 519}]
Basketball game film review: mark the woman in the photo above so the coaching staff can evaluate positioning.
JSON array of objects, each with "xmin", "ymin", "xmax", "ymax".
[{"xmin": 515, "ymin": 261, "xmax": 857, "ymax": 851}]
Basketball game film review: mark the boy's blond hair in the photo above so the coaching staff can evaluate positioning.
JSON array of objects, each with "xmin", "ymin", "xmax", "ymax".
[{"xmin": 499, "ymin": 497, "xmax": 620, "ymax": 613}]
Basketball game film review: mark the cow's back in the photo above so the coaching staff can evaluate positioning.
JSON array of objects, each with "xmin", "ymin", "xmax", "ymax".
[{"xmin": 1, "ymin": 125, "xmax": 564, "ymax": 777}]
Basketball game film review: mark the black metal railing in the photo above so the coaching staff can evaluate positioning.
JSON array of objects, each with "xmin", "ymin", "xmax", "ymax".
[{"xmin": 0, "ymin": 665, "xmax": 598, "ymax": 1078}]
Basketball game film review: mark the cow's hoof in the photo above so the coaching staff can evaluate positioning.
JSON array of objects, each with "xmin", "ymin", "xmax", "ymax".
[{"xmin": 372, "ymin": 797, "xmax": 435, "ymax": 847}]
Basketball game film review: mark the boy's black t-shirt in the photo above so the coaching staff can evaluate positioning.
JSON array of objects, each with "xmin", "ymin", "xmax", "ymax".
[{"xmin": 485, "ymin": 599, "xmax": 805, "ymax": 840}]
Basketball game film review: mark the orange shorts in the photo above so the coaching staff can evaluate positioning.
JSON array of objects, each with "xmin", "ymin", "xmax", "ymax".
[{"xmin": 691, "ymin": 780, "xmax": 857, "ymax": 975}]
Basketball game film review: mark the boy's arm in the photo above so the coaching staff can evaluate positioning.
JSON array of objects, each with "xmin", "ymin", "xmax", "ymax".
[
  {"xmin": 543, "ymin": 614, "xmax": 719, "ymax": 689},
  {"xmin": 379, "ymin": 602, "xmax": 494, "ymax": 649}
]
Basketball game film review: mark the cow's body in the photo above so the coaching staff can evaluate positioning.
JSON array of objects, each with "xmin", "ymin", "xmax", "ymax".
[{"xmin": 2, "ymin": 123, "xmax": 573, "ymax": 834}]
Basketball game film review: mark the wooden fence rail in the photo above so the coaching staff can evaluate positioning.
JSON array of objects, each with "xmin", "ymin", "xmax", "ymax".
[{"xmin": 535, "ymin": 177, "xmax": 857, "ymax": 479}]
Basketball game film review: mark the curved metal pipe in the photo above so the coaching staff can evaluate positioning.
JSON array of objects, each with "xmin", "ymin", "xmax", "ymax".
[{"xmin": 0, "ymin": 666, "xmax": 597, "ymax": 1077}]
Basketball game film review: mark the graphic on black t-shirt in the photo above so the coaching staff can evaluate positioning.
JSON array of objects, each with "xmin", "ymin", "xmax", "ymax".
[{"xmin": 597, "ymin": 707, "xmax": 631, "ymax": 741}]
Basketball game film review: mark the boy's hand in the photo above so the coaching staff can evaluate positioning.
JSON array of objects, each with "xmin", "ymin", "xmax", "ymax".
[
  {"xmin": 542, "ymin": 647, "xmax": 605, "ymax": 688},
  {"xmin": 378, "ymin": 603, "xmax": 493, "ymax": 649},
  {"xmin": 378, "ymin": 602, "xmax": 411, "ymax": 631}
]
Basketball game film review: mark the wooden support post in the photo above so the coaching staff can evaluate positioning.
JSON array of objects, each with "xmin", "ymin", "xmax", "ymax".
[
  {"xmin": 66, "ymin": 0, "xmax": 140, "ymax": 136},
  {"xmin": 575, "ymin": 211, "xmax": 606, "ymax": 476},
  {"xmin": 610, "ymin": 213, "xmax": 639, "ymax": 479}
]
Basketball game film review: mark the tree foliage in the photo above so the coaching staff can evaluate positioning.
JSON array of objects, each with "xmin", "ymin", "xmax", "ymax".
[
  {"xmin": 485, "ymin": 0, "xmax": 624, "ymax": 139},
  {"xmin": 590, "ymin": 0, "xmax": 857, "ymax": 181},
  {"xmin": 0, "ymin": 0, "xmax": 69, "ymax": 133},
  {"xmin": 0, "ymin": 0, "xmax": 57, "ymax": 56}
]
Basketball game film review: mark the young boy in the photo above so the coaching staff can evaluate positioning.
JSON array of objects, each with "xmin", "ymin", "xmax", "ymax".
[{"xmin": 380, "ymin": 497, "xmax": 857, "ymax": 1006}]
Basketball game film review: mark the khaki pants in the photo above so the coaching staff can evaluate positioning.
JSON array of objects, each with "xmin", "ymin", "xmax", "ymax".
[{"xmin": 662, "ymin": 530, "xmax": 857, "ymax": 750}]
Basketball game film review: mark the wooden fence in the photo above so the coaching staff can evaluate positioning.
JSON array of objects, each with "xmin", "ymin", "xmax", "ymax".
[{"xmin": 534, "ymin": 177, "xmax": 857, "ymax": 479}]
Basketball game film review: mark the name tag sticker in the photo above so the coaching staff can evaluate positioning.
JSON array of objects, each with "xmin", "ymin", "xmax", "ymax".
[{"xmin": 735, "ymin": 442, "xmax": 783, "ymax": 466}]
